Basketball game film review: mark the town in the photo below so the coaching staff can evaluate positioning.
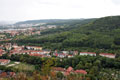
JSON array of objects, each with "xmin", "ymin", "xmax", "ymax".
[
  {"xmin": 0, "ymin": 24, "xmax": 57, "ymax": 41},
  {"xmin": 0, "ymin": 42, "xmax": 116, "ymax": 78},
  {"xmin": 0, "ymin": 43, "xmax": 116, "ymax": 59}
]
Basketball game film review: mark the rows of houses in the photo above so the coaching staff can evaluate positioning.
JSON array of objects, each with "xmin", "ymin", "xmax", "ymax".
[
  {"xmin": 0, "ymin": 43, "xmax": 116, "ymax": 59},
  {"xmin": 80, "ymin": 52, "xmax": 116, "ymax": 58},
  {"xmin": 0, "ymin": 43, "xmax": 117, "ymax": 78},
  {"xmin": 0, "ymin": 28, "xmax": 41, "ymax": 39},
  {"xmin": 0, "ymin": 70, "xmax": 15, "ymax": 78},
  {"xmin": 52, "ymin": 66, "xmax": 87, "ymax": 76},
  {"xmin": 0, "ymin": 25, "xmax": 57, "ymax": 39},
  {"xmin": 53, "ymin": 51, "xmax": 78, "ymax": 58}
]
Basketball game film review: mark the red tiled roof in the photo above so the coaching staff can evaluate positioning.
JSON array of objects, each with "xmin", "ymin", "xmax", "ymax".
[
  {"xmin": 0, "ymin": 72, "xmax": 7, "ymax": 77},
  {"xmin": 66, "ymin": 67, "xmax": 73, "ymax": 72},
  {"xmin": 0, "ymin": 59, "xmax": 10, "ymax": 63},
  {"xmin": 55, "ymin": 53, "xmax": 58, "ymax": 56},
  {"xmin": 74, "ymin": 70, "xmax": 87, "ymax": 74},
  {"xmin": 30, "ymin": 50, "xmax": 44, "ymax": 52},
  {"xmin": 27, "ymin": 46, "xmax": 42, "ymax": 48},
  {"xmin": 100, "ymin": 53, "xmax": 115, "ymax": 56},
  {"xmin": 68, "ymin": 55, "xmax": 73, "ymax": 56},
  {"xmin": 0, "ymin": 54, "xmax": 2, "ymax": 56},
  {"xmin": 9, "ymin": 72, "xmax": 16, "ymax": 77},
  {"xmin": 29, "ymin": 54, "xmax": 45, "ymax": 57},
  {"xmin": 64, "ymin": 72, "xmax": 70, "ymax": 76},
  {"xmin": 0, "ymin": 49, "xmax": 4, "ymax": 55},
  {"xmin": 0, "ymin": 49, "xmax": 3, "ymax": 51},
  {"xmin": 52, "ymin": 67, "xmax": 65, "ymax": 72},
  {"xmin": 80, "ymin": 52, "xmax": 96, "ymax": 54}
]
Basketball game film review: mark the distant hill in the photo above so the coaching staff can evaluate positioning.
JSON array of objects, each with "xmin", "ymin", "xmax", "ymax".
[{"xmin": 15, "ymin": 19, "xmax": 85, "ymax": 25}]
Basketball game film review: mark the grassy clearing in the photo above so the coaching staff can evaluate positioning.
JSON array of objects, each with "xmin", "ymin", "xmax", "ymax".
[
  {"xmin": 6, "ymin": 61, "xmax": 16, "ymax": 66},
  {"xmin": 14, "ymin": 63, "xmax": 35, "ymax": 71},
  {"xmin": 6, "ymin": 61, "xmax": 35, "ymax": 71}
]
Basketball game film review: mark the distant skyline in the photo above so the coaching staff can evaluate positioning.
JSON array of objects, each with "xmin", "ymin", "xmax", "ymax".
[{"xmin": 0, "ymin": 0, "xmax": 120, "ymax": 21}]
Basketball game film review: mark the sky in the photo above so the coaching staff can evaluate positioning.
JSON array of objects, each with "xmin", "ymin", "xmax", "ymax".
[{"xmin": 0, "ymin": 0, "xmax": 120, "ymax": 21}]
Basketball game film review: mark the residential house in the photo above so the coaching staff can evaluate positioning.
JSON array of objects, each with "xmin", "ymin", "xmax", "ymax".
[
  {"xmin": 7, "ymin": 72, "xmax": 16, "ymax": 77},
  {"xmin": 14, "ymin": 46, "xmax": 23, "ymax": 51},
  {"xmin": 80, "ymin": 52, "xmax": 96, "ymax": 56},
  {"xmin": 99, "ymin": 53, "xmax": 116, "ymax": 58},
  {"xmin": 26, "ymin": 46, "xmax": 42, "ymax": 50},
  {"xmin": 18, "ymin": 50, "xmax": 31, "ymax": 54},
  {"xmin": 12, "ymin": 44, "xmax": 19, "ymax": 48},
  {"xmin": 53, "ymin": 66, "xmax": 87, "ymax": 76},
  {"xmin": 52, "ymin": 67, "xmax": 65, "ymax": 74},
  {"xmin": 0, "ymin": 71, "xmax": 15, "ymax": 78},
  {"xmin": 0, "ymin": 72, "xmax": 7, "ymax": 77},
  {"xmin": 70, "ymin": 51, "xmax": 78, "ymax": 55},
  {"xmin": 29, "ymin": 53, "xmax": 50, "ymax": 58},
  {"xmin": 4, "ymin": 43, "xmax": 12, "ymax": 50},
  {"xmin": 74, "ymin": 70, "xmax": 87, "ymax": 74},
  {"xmin": 0, "ymin": 49, "xmax": 4, "ymax": 56},
  {"xmin": 0, "ymin": 59, "xmax": 10, "ymax": 65},
  {"xmin": 73, "ymin": 51, "xmax": 79, "ymax": 55},
  {"xmin": 30, "ymin": 50, "xmax": 44, "ymax": 54},
  {"xmin": 43, "ymin": 49, "xmax": 51, "ymax": 54},
  {"xmin": 68, "ymin": 55, "xmax": 74, "ymax": 58},
  {"xmin": 62, "ymin": 51, "xmax": 69, "ymax": 54},
  {"xmin": 58, "ymin": 53, "xmax": 66, "ymax": 58}
]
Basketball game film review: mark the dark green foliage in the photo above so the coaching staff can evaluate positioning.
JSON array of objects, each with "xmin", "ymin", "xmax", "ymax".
[{"xmin": 13, "ymin": 16, "xmax": 120, "ymax": 53}]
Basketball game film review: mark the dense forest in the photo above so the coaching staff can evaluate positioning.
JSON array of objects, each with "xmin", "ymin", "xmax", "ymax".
[
  {"xmin": 0, "ymin": 54, "xmax": 120, "ymax": 80},
  {"xmin": 14, "ymin": 16, "xmax": 120, "ymax": 53},
  {"xmin": 40, "ymin": 19, "xmax": 95, "ymax": 35}
]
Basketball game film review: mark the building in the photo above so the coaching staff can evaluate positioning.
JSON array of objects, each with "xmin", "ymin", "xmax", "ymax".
[
  {"xmin": 68, "ymin": 55, "xmax": 74, "ymax": 58},
  {"xmin": 52, "ymin": 67, "xmax": 65, "ymax": 73},
  {"xmin": 53, "ymin": 66, "xmax": 87, "ymax": 76},
  {"xmin": 26, "ymin": 46, "xmax": 42, "ymax": 50},
  {"xmin": 58, "ymin": 53, "xmax": 66, "ymax": 58},
  {"xmin": 0, "ymin": 72, "xmax": 7, "ymax": 77},
  {"xmin": 74, "ymin": 70, "xmax": 87, "ymax": 74},
  {"xmin": 0, "ymin": 49, "xmax": 5, "ymax": 56},
  {"xmin": 99, "ymin": 53, "xmax": 116, "ymax": 58},
  {"xmin": 43, "ymin": 49, "xmax": 51, "ymax": 54},
  {"xmin": 0, "ymin": 59, "xmax": 10, "ymax": 65},
  {"xmin": 80, "ymin": 52, "xmax": 96, "ymax": 56},
  {"xmin": 0, "ymin": 71, "xmax": 15, "ymax": 78},
  {"xmin": 69, "ymin": 51, "xmax": 78, "ymax": 55},
  {"xmin": 62, "ymin": 51, "xmax": 69, "ymax": 54},
  {"xmin": 4, "ymin": 43, "xmax": 12, "ymax": 50}
]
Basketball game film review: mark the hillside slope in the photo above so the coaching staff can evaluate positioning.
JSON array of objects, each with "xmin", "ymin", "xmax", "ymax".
[
  {"xmin": 40, "ymin": 19, "xmax": 95, "ymax": 35},
  {"xmin": 15, "ymin": 16, "xmax": 120, "ymax": 52}
]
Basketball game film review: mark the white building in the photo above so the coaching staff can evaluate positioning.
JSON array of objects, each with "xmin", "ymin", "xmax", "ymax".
[
  {"xmin": 0, "ymin": 59, "xmax": 10, "ymax": 65},
  {"xmin": 99, "ymin": 53, "xmax": 115, "ymax": 58},
  {"xmin": 80, "ymin": 52, "xmax": 96, "ymax": 56}
]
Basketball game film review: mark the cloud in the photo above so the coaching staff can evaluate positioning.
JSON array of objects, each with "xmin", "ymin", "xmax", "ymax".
[
  {"xmin": 111, "ymin": 0, "xmax": 120, "ymax": 5},
  {"xmin": 0, "ymin": 0, "xmax": 120, "ymax": 21}
]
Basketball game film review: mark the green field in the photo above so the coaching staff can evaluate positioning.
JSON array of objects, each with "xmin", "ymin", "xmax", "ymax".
[
  {"xmin": 6, "ymin": 61, "xmax": 35, "ymax": 72},
  {"xmin": 14, "ymin": 63, "xmax": 35, "ymax": 71}
]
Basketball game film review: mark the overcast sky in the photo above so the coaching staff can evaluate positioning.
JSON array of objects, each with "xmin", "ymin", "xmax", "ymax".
[{"xmin": 0, "ymin": 0, "xmax": 120, "ymax": 21}]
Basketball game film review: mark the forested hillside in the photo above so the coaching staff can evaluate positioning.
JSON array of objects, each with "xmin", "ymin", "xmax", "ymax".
[
  {"xmin": 40, "ymin": 19, "xmax": 95, "ymax": 35},
  {"xmin": 15, "ymin": 16, "xmax": 120, "ymax": 53}
]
